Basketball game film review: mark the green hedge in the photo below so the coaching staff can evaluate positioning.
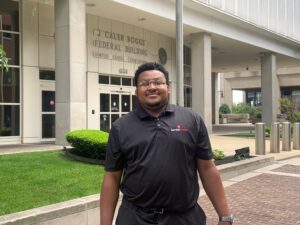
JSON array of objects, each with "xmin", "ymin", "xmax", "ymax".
[
  {"xmin": 65, "ymin": 129, "xmax": 109, "ymax": 160},
  {"xmin": 219, "ymin": 104, "xmax": 231, "ymax": 115}
]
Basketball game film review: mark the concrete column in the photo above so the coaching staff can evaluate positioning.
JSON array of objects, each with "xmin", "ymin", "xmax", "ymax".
[
  {"xmin": 191, "ymin": 33, "xmax": 212, "ymax": 133},
  {"xmin": 260, "ymin": 53, "xmax": 280, "ymax": 125},
  {"xmin": 21, "ymin": 1, "xmax": 40, "ymax": 143},
  {"xmin": 55, "ymin": 0, "xmax": 87, "ymax": 145}
]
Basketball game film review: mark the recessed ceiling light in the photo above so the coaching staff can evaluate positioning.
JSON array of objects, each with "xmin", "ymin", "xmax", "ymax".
[{"xmin": 86, "ymin": 3, "xmax": 96, "ymax": 7}]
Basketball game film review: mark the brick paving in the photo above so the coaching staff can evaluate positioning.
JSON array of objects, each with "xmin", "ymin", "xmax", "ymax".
[
  {"xmin": 272, "ymin": 164, "xmax": 300, "ymax": 175},
  {"xmin": 198, "ymin": 173, "xmax": 300, "ymax": 225}
]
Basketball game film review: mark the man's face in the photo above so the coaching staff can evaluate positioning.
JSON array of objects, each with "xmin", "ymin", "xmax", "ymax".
[{"xmin": 135, "ymin": 70, "xmax": 170, "ymax": 111}]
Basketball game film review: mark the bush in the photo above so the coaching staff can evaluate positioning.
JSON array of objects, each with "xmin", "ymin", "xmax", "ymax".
[
  {"xmin": 65, "ymin": 129, "xmax": 109, "ymax": 160},
  {"xmin": 232, "ymin": 103, "xmax": 252, "ymax": 114},
  {"xmin": 212, "ymin": 149, "xmax": 225, "ymax": 160},
  {"xmin": 278, "ymin": 98, "xmax": 296, "ymax": 122},
  {"xmin": 219, "ymin": 104, "xmax": 231, "ymax": 116},
  {"xmin": 295, "ymin": 112, "xmax": 300, "ymax": 122}
]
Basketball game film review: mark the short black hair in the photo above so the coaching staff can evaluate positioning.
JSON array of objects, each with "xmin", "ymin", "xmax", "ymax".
[{"xmin": 134, "ymin": 62, "xmax": 169, "ymax": 86}]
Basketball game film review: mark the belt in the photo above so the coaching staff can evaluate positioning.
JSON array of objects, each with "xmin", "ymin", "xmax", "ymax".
[{"xmin": 123, "ymin": 199, "xmax": 166, "ymax": 215}]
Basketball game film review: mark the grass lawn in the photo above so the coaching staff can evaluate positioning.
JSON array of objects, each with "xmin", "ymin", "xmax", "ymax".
[{"xmin": 0, "ymin": 150, "xmax": 105, "ymax": 216}]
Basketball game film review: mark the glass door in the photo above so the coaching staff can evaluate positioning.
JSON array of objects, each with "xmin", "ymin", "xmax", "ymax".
[
  {"xmin": 41, "ymin": 90, "xmax": 55, "ymax": 139},
  {"xmin": 99, "ymin": 91, "xmax": 137, "ymax": 132}
]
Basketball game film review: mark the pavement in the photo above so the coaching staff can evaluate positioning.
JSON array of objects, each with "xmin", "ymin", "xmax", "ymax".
[{"xmin": 1, "ymin": 123, "xmax": 300, "ymax": 224}]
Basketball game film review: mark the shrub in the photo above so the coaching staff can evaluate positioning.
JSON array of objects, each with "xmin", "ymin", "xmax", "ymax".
[
  {"xmin": 295, "ymin": 111, "xmax": 300, "ymax": 122},
  {"xmin": 65, "ymin": 129, "xmax": 109, "ymax": 160},
  {"xmin": 278, "ymin": 98, "xmax": 296, "ymax": 122},
  {"xmin": 212, "ymin": 149, "xmax": 225, "ymax": 160},
  {"xmin": 232, "ymin": 103, "xmax": 252, "ymax": 114},
  {"xmin": 265, "ymin": 126, "xmax": 270, "ymax": 137},
  {"xmin": 219, "ymin": 104, "xmax": 231, "ymax": 116}
]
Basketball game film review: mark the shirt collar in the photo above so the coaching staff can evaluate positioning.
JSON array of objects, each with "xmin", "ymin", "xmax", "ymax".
[{"xmin": 135, "ymin": 103, "xmax": 175, "ymax": 119}]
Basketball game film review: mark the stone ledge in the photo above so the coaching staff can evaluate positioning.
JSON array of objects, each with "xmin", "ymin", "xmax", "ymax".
[
  {"xmin": 0, "ymin": 195, "xmax": 99, "ymax": 225},
  {"xmin": 217, "ymin": 155, "xmax": 275, "ymax": 180}
]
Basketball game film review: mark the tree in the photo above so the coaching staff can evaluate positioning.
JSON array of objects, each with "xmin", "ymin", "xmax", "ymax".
[
  {"xmin": 278, "ymin": 98, "xmax": 296, "ymax": 123},
  {"xmin": 0, "ymin": 45, "xmax": 9, "ymax": 72}
]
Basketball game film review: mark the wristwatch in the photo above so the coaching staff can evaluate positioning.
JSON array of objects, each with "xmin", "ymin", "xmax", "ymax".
[{"xmin": 219, "ymin": 214, "xmax": 234, "ymax": 224}]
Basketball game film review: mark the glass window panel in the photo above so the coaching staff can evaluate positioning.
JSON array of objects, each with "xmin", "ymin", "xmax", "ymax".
[
  {"xmin": 100, "ymin": 114, "xmax": 110, "ymax": 132},
  {"xmin": 100, "ymin": 93, "xmax": 109, "ymax": 112},
  {"xmin": 111, "ymin": 114, "xmax": 119, "ymax": 124},
  {"xmin": 122, "ymin": 77, "xmax": 132, "ymax": 86},
  {"xmin": 0, "ymin": 105, "xmax": 19, "ymax": 136},
  {"xmin": 42, "ymin": 91, "xmax": 55, "ymax": 112},
  {"xmin": 99, "ymin": 75, "xmax": 109, "ymax": 84},
  {"xmin": 255, "ymin": 92, "xmax": 262, "ymax": 106},
  {"xmin": 0, "ymin": 0, "xmax": 19, "ymax": 31},
  {"xmin": 132, "ymin": 95, "xmax": 138, "ymax": 110},
  {"xmin": 122, "ymin": 95, "xmax": 130, "ymax": 112},
  {"xmin": 0, "ymin": 67, "xmax": 19, "ymax": 103},
  {"xmin": 281, "ymin": 89, "xmax": 292, "ymax": 98},
  {"xmin": 40, "ymin": 70, "xmax": 55, "ymax": 80},
  {"xmin": 184, "ymin": 46, "xmax": 191, "ymax": 66},
  {"xmin": 184, "ymin": 86, "xmax": 192, "ymax": 108},
  {"xmin": 42, "ymin": 114, "xmax": 55, "ymax": 138},
  {"xmin": 111, "ymin": 94, "xmax": 119, "ymax": 112},
  {"xmin": 1, "ymin": 32, "xmax": 19, "ymax": 65},
  {"xmin": 111, "ymin": 76, "xmax": 121, "ymax": 85}
]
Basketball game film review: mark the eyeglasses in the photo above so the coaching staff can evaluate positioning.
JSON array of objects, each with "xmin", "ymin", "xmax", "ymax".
[{"xmin": 138, "ymin": 79, "xmax": 166, "ymax": 88}]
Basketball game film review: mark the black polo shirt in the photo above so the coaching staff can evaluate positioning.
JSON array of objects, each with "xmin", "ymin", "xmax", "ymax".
[{"xmin": 105, "ymin": 104, "xmax": 212, "ymax": 212}]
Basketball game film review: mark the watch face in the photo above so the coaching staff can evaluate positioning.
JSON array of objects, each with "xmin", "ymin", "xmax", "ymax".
[{"xmin": 158, "ymin": 48, "xmax": 167, "ymax": 65}]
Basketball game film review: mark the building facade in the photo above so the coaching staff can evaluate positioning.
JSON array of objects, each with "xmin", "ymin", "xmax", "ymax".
[{"xmin": 0, "ymin": 0, "xmax": 300, "ymax": 145}]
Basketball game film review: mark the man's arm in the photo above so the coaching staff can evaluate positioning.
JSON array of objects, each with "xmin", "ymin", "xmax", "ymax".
[
  {"xmin": 197, "ymin": 159, "xmax": 232, "ymax": 225},
  {"xmin": 100, "ymin": 170, "xmax": 123, "ymax": 225}
]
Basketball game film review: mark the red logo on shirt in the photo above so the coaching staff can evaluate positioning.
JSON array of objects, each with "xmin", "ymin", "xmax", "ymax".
[{"xmin": 171, "ymin": 124, "xmax": 188, "ymax": 132}]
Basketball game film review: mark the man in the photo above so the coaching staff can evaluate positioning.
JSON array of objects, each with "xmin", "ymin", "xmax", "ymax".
[{"xmin": 100, "ymin": 62, "xmax": 233, "ymax": 225}]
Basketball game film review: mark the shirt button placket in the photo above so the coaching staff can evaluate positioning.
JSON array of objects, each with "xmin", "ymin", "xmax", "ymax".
[{"xmin": 156, "ymin": 118, "xmax": 161, "ymax": 127}]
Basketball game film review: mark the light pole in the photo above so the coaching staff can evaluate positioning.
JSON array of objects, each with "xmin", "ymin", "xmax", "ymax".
[{"xmin": 176, "ymin": 0, "xmax": 184, "ymax": 106}]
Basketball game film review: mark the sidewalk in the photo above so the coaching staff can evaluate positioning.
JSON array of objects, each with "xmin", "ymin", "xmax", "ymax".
[{"xmin": 199, "ymin": 156, "xmax": 300, "ymax": 225}]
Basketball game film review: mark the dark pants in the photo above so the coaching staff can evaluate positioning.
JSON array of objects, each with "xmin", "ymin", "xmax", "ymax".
[{"xmin": 116, "ymin": 200, "xmax": 206, "ymax": 225}]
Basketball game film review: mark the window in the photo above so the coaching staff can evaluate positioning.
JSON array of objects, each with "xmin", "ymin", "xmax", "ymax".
[
  {"xmin": 184, "ymin": 46, "xmax": 192, "ymax": 107},
  {"xmin": 0, "ymin": 0, "xmax": 20, "ymax": 137},
  {"xmin": 99, "ymin": 75, "xmax": 109, "ymax": 84},
  {"xmin": 99, "ymin": 74, "xmax": 133, "ymax": 86},
  {"xmin": 40, "ymin": 70, "xmax": 55, "ymax": 80}
]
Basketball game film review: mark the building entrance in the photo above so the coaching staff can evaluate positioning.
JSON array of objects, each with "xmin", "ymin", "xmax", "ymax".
[{"xmin": 99, "ymin": 89, "xmax": 137, "ymax": 132}]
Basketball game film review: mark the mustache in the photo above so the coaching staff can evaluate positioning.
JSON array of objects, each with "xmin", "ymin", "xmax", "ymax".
[{"xmin": 146, "ymin": 90, "xmax": 159, "ymax": 95}]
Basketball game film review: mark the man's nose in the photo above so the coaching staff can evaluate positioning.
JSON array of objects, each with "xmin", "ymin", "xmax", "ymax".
[{"xmin": 147, "ymin": 82, "xmax": 157, "ymax": 88}]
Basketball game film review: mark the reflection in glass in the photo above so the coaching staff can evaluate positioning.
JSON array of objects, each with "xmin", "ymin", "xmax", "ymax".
[
  {"xmin": 132, "ymin": 95, "xmax": 138, "ymax": 110},
  {"xmin": 0, "ymin": 68, "xmax": 20, "ymax": 103},
  {"xmin": 111, "ymin": 76, "xmax": 121, "ymax": 85},
  {"xmin": 99, "ymin": 75, "xmax": 109, "ymax": 84},
  {"xmin": 100, "ymin": 114, "xmax": 110, "ymax": 132},
  {"xmin": 100, "ymin": 94, "xmax": 109, "ymax": 112},
  {"xmin": 122, "ymin": 95, "xmax": 130, "ymax": 112},
  {"xmin": 111, "ymin": 94, "xmax": 119, "ymax": 112},
  {"xmin": 0, "ymin": 0, "xmax": 19, "ymax": 31},
  {"xmin": 111, "ymin": 114, "xmax": 119, "ymax": 124},
  {"xmin": 122, "ymin": 77, "xmax": 132, "ymax": 86},
  {"xmin": 42, "ymin": 115, "xmax": 55, "ymax": 138},
  {"xmin": 40, "ymin": 70, "xmax": 55, "ymax": 80},
  {"xmin": 184, "ymin": 86, "xmax": 192, "ymax": 108},
  {"xmin": 0, "ymin": 105, "xmax": 19, "ymax": 136},
  {"xmin": 1, "ymin": 32, "xmax": 20, "ymax": 65},
  {"xmin": 42, "ymin": 91, "xmax": 55, "ymax": 112}
]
